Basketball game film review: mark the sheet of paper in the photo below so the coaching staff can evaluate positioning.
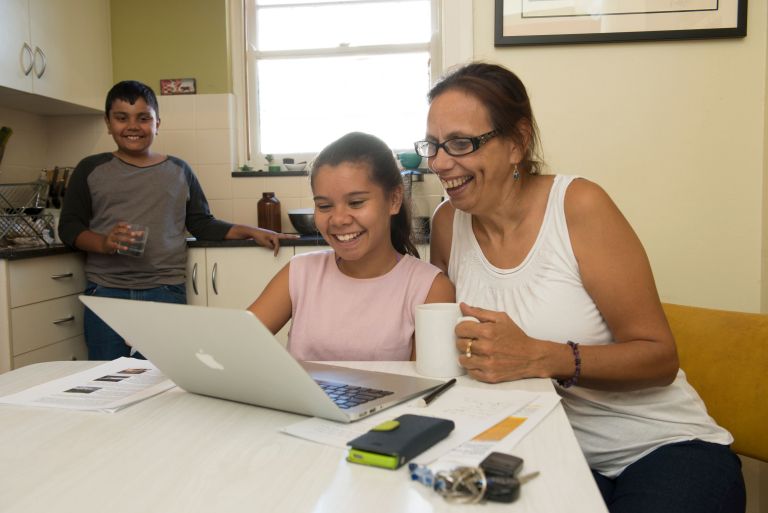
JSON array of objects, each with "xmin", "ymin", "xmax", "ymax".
[
  {"xmin": 426, "ymin": 392, "xmax": 561, "ymax": 471},
  {"xmin": 0, "ymin": 357, "xmax": 175, "ymax": 413},
  {"xmin": 281, "ymin": 386, "xmax": 540, "ymax": 464}
]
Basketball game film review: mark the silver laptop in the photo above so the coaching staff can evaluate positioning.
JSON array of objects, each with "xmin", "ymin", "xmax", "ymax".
[{"xmin": 80, "ymin": 296, "xmax": 443, "ymax": 422}]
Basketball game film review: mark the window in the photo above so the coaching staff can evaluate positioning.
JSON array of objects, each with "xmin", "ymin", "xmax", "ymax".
[{"xmin": 246, "ymin": 0, "xmax": 436, "ymax": 160}]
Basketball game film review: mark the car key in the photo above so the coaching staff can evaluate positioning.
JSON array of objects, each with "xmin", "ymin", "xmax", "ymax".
[
  {"xmin": 485, "ymin": 471, "xmax": 540, "ymax": 503},
  {"xmin": 479, "ymin": 451, "xmax": 523, "ymax": 477}
]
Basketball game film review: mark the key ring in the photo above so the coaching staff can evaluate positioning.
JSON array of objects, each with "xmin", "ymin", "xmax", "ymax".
[{"xmin": 434, "ymin": 466, "xmax": 487, "ymax": 504}]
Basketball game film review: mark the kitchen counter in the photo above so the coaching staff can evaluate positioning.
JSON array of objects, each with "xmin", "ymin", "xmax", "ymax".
[
  {"xmin": 186, "ymin": 234, "xmax": 329, "ymax": 248},
  {"xmin": 0, "ymin": 237, "xmax": 325, "ymax": 261},
  {"xmin": 1, "ymin": 234, "xmax": 430, "ymax": 261},
  {"xmin": 0, "ymin": 244, "xmax": 74, "ymax": 261}
]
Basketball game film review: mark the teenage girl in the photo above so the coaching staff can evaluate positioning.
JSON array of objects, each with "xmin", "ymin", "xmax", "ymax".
[{"xmin": 248, "ymin": 132, "xmax": 455, "ymax": 360}]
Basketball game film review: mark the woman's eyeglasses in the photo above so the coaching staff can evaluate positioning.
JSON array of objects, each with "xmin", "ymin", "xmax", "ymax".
[{"xmin": 414, "ymin": 130, "xmax": 498, "ymax": 158}]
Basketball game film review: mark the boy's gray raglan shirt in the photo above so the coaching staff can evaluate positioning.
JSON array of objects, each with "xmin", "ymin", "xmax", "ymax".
[{"xmin": 59, "ymin": 153, "xmax": 233, "ymax": 288}]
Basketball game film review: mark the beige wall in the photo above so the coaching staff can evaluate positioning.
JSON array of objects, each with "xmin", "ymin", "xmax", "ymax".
[
  {"xmin": 472, "ymin": 1, "xmax": 768, "ymax": 314},
  {"xmin": 0, "ymin": 107, "xmax": 49, "ymax": 183},
  {"xmin": 110, "ymin": 0, "xmax": 230, "ymax": 94}
]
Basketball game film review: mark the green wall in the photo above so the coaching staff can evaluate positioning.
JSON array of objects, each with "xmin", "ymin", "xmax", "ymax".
[{"xmin": 110, "ymin": 0, "xmax": 231, "ymax": 94}]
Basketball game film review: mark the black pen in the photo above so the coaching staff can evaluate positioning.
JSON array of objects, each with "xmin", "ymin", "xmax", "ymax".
[{"xmin": 416, "ymin": 378, "xmax": 457, "ymax": 407}]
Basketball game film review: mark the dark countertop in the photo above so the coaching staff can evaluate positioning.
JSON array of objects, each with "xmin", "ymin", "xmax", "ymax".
[
  {"xmin": 1, "ymin": 234, "xmax": 429, "ymax": 260},
  {"xmin": 0, "ymin": 236, "xmax": 329, "ymax": 261},
  {"xmin": 186, "ymin": 234, "xmax": 329, "ymax": 248},
  {"xmin": 0, "ymin": 244, "xmax": 75, "ymax": 261}
]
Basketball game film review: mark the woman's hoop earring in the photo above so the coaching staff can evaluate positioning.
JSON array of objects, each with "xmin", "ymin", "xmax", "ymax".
[{"xmin": 512, "ymin": 164, "xmax": 520, "ymax": 182}]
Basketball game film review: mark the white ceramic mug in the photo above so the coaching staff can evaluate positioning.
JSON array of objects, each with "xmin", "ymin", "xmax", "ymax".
[{"xmin": 415, "ymin": 303, "xmax": 478, "ymax": 378}]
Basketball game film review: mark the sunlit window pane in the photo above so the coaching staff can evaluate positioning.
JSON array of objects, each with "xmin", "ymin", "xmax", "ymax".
[
  {"xmin": 256, "ymin": 1, "xmax": 431, "ymax": 51},
  {"xmin": 257, "ymin": 53, "xmax": 430, "ymax": 153}
]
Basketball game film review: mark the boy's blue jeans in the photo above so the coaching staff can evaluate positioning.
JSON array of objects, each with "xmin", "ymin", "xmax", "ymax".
[
  {"xmin": 83, "ymin": 281, "xmax": 187, "ymax": 360},
  {"xmin": 592, "ymin": 439, "xmax": 745, "ymax": 513}
]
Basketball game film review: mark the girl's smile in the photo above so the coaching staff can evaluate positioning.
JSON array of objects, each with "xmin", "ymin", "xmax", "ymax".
[{"xmin": 312, "ymin": 162, "xmax": 402, "ymax": 278}]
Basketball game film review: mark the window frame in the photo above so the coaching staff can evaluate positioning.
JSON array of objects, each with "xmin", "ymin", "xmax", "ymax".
[{"xmin": 228, "ymin": 0, "xmax": 473, "ymax": 167}]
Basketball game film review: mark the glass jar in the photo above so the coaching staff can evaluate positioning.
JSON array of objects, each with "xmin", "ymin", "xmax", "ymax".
[{"xmin": 257, "ymin": 192, "xmax": 281, "ymax": 232}]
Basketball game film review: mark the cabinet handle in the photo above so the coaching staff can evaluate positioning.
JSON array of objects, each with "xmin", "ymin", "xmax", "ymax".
[
  {"xmin": 53, "ymin": 315, "xmax": 75, "ymax": 325},
  {"xmin": 33, "ymin": 46, "xmax": 46, "ymax": 79},
  {"xmin": 20, "ymin": 43, "xmax": 33, "ymax": 76},
  {"xmin": 51, "ymin": 272, "xmax": 74, "ymax": 280},
  {"xmin": 212, "ymin": 262, "xmax": 219, "ymax": 295},
  {"xmin": 191, "ymin": 263, "xmax": 199, "ymax": 295}
]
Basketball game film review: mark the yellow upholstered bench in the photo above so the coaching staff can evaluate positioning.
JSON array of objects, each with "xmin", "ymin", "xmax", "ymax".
[{"xmin": 662, "ymin": 303, "xmax": 768, "ymax": 462}]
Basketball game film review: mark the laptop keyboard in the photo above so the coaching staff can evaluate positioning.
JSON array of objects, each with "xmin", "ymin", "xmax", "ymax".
[{"xmin": 316, "ymin": 380, "xmax": 394, "ymax": 409}]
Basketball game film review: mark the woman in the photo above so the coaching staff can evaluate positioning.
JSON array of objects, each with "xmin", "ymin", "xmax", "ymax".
[
  {"xmin": 249, "ymin": 132, "xmax": 454, "ymax": 360},
  {"xmin": 419, "ymin": 63, "xmax": 744, "ymax": 513}
]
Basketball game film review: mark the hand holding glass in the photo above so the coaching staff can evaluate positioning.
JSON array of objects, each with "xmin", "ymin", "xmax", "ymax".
[{"xmin": 116, "ymin": 224, "xmax": 149, "ymax": 257}]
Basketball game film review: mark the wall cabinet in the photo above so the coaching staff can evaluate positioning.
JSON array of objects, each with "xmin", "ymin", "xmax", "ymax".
[
  {"xmin": 0, "ymin": 0, "xmax": 112, "ymax": 111},
  {"xmin": 0, "ymin": 252, "xmax": 88, "ymax": 372}
]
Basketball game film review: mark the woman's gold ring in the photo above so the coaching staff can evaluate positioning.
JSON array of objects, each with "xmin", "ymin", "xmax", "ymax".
[{"xmin": 465, "ymin": 339, "xmax": 473, "ymax": 358}]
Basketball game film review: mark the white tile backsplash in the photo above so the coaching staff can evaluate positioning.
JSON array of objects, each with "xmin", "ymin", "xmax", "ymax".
[
  {"xmin": 195, "ymin": 163, "xmax": 232, "ymax": 200},
  {"xmin": 233, "ymin": 198, "xmax": 259, "ymax": 226},
  {"xmin": 0, "ymin": 106, "xmax": 49, "ymax": 182},
  {"xmin": 154, "ymin": 130, "xmax": 197, "ymax": 162},
  {"xmin": 157, "ymin": 95, "xmax": 195, "ymax": 130},
  {"xmin": 207, "ymin": 198, "xmax": 233, "ymax": 221},
  {"xmin": 194, "ymin": 94, "xmax": 232, "ymax": 130},
  {"xmin": 194, "ymin": 129, "xmax": 234, "ymax": 165},
  {"xmin": 2, "ymin": 94, "xmax": 439, "ymax": 230}
]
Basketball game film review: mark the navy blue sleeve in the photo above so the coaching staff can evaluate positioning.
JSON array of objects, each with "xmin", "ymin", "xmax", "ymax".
[
  {"xmin": 57, "ymin": 153, "xmax": 112, "ymax": 248},
  {"xmin": 172, "ymin": 157, "xmax": 233, "ymax": 240}
]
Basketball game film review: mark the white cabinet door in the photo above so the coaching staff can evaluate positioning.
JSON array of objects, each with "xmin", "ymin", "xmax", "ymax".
[
  {"xmin": 417, "ymin": 243, "xmax": 429, "ymax": 262},
  {"xmin": 205, "ymin": 247, "xmax": 291, "ymax": 310},
  {"xmin": 294, "ymin": 244, "xmax": 329, "ymax": 256},
  {"xmin": 185, "ymin": 248, "xmax": 207, "ymax": 306},
  {"xmin": 28, "ymin": 0, "xmax": 112, "ymax": 109},
  {"xmin": 0, "ymin": 0, "xmax": 33, "ymax": 92}
]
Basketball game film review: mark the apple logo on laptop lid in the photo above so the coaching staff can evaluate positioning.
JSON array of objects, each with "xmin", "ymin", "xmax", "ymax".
[{"xmin": 196, "ymin": 350, "xmax": 224, "ymax": 370}]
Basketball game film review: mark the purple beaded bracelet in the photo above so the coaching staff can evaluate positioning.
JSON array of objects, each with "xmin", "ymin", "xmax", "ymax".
[{"xmin": 557, "ymin": 341, "xmax": 581, "ymax": 388}]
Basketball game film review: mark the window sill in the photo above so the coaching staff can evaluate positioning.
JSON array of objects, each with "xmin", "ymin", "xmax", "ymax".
[{"xmin": 231, "ymin": 171, "xmax": 309, "ymax": 178}]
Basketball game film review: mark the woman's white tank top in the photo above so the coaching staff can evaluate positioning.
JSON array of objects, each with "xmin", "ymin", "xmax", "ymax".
[{"xmin": 449, "ymin": 175, "xmax": 731, "ymax": 477}]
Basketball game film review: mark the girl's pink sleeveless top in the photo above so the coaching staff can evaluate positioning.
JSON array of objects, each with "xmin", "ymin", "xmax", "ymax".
[{"xmin": 287, "ymin": 250, "xmax": 441, "ymax": 360}]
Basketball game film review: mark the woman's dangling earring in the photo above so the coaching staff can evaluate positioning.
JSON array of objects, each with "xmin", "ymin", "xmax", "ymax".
[{"xmin": 512, "ymin": 164, "xmax": 520, "ymax": 182}]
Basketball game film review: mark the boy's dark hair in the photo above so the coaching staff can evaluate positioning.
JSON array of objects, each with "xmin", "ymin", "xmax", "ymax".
[
  {"xmin": 105, "ymin": 80, "xmax": 160, "ymax": 118},
  {"xmin": 310, "ymin": 132, "xmax": 418, "ymax": 258}
]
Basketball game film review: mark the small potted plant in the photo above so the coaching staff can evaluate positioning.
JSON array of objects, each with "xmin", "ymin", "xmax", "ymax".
[{"xmin": 265, "ymin": 154, "xmax": 280, "ymax": 172}]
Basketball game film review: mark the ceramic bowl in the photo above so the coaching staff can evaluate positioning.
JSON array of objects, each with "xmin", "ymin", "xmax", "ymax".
[
  {"xmin": 398, "ymin": 152, "xmax": 422, "ymax": 169},
  {"xmin": 283, "ymin": 162, "xmax": 307, "ymax": 172},
  {"xmin": 288, "ymin": 208, "xmax": 318, "ymax": 235}
]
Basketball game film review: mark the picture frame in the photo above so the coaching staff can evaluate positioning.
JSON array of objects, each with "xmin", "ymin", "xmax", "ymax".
[
  {"xmin": 159, "ymin": 78, "xmax": 197, "ymax": 95},
  {"xmin": 495, "ymin": 0, "xmax": 748, "ymax": 46}
]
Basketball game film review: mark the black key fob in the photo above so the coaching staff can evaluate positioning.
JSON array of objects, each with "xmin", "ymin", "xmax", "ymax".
[{"xmin": 479, "ymin": 452, "xmax": 523, "ymax": 477}]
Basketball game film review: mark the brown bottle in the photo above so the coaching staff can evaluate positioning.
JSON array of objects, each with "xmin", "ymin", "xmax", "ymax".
[{"xmin": 257, "ymin": 192, "xmax": 281, "ymax": 232}]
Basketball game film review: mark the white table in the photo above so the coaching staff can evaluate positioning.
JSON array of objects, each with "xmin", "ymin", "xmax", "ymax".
[{"xmin": 0, "ymin": 361, "xmax": 607, "ymax": 513}]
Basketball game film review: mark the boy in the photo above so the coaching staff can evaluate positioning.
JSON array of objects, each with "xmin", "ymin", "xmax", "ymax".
[{"xmin": 59, "ymin": 80, "xmax": 296, "ymax": 360}]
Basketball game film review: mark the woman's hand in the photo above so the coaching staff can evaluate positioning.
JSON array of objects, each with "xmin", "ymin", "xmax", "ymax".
[{"xmin": 455, "ymin": 302, "xmax": 552, "ymax": 384}]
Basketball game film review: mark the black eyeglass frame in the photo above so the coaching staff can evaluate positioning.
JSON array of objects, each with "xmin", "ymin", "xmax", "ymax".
[{"xmin": 413, "ymin": 129, "xmax": 499, "ymax": 158}]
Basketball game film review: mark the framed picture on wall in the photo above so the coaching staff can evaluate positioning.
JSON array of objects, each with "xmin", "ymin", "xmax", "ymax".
[
  {"xmin": 159, "ymin": 78, "xmax": 197, "ymax": 95},
  {"xmin": 495, "ymin": 0, "xmax": 748, "ymax": 46}
]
